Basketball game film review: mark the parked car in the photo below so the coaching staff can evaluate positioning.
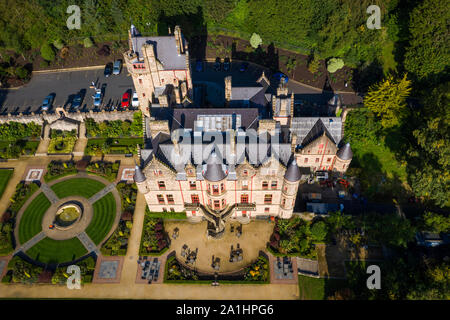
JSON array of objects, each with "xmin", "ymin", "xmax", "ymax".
[
  {"xmin": 131, "ymin": 92, "xmax": 139, "ymax": 107},
  {"xmin": 214, "ymin": 58, "xmax": 221, "ymax": 71},
  {"xmin": 121, "ymin": 91, "xmax": 130, "ymax": 108},
  {"xmin": 71, "ymin": 92, "xmax": 84, "ymax": 109},
  {"xmin": 104, "ymin": 62, "xmax": 113, "ymax": 77},
  {"xmin": 195, "ymin": 60, "xmax": 203, "ymax": 72},
  {"xmin": 113, "ymin": 60, "xmax": 122, "ymax": 75},
  {"xmin": 40, "ymin": 95, "xmax": 54, "ymax": 111},
  {"xmin": 223, "ymin": 58, "xmax": 231, "ymax": 71},
  {"xmin": 239, "ymin": 62, "xmax": 249, "ymax": 72},
  {"xmin": 93, "ymin": 89, "xmax": 102, "ymax": 107}
]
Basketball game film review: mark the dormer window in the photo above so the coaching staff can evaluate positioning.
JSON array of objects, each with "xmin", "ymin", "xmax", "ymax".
[
  {"xmin": 158, "ymin": 181, "xmax": 166, "ymax": 190},
  {"xmin": 243, "ymin": 170, "xmax": 248, "ymax": 176}
]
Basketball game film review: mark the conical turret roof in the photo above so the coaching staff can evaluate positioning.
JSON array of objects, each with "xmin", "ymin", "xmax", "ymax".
[
  {"xmin": 284, "ymin": 158, "xmax": 301, "ymax": 182},
  {"xmin": 203, "ymin": 152, "xmax": 227, "ymax": 182},
  {"xmin": 134, "ymin": 164, "xmax": 146, "ymax": 183},
  {"xmin": 337, "ymin": 143, "xmax": 353, "ymax": 160}
]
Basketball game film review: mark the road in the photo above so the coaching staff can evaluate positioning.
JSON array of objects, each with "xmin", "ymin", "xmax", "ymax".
[{"xmin": 0, "ymin": 60, "xmax": 361, "ymax": 115}]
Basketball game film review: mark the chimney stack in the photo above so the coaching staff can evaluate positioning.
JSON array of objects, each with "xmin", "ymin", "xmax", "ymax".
[{"xmin": 224, "ymin": 76, "xmax": 232, "ymax": 105}]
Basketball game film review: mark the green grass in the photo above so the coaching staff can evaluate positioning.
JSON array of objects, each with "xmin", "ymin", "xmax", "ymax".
[
  {"xmin": 26, "ymin": 237, "xmax": 88, "ymax": 264},
  {"xmin": 85, "ymin": 137, "xmax": 143, "ymax": 155},
  {"xmin": 86, "ymin": 192, "xmax": 116, "ymax": 245},
  {"xmin": 298, "ymin": 275, "xmax": 347, "ymax": 300},
  {"xmin": 381, "ymin": 40, "xmax": 397, "ymax": 74},
  {"xmin": 18, "ymin": 193, "xmax": 51, "ymax": 244},
  {"xmin": 51, "ymin": 178, "xmax": 106, "ymax": 199},
  {"xmin": 0, "ymin": 169, "xmax": 13, "ymax": 198}
]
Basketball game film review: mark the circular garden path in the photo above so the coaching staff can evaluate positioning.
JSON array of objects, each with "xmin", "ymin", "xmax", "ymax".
[{"xmin": 13, "ymin": 173, "xmax": 121, "ymax": 265}]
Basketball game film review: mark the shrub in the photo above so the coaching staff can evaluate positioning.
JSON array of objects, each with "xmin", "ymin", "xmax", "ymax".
[
  {"xmin": 308, "ymin": 54, "xmax": 320, "ymax": 74},
  {"xmin": 249, "ymin": 33, "xmax": 262, "ymax": 48},
  {"xmin": 53, "ymin": 39, "xmax": 65, "ymax": 50},
  {"xmin": 15, "ymin": 66, "xmax": 30, "ymax": 79},
  {"xmin": 327, "ymin": 58, "xmax": 344, "ymax": 73},
  {"xmin": 83, "ymin": 37, "xmax": 94, "ymax": 48},
  {"xmin": 40, "ymin": 43, "xmax": 55, "ymax": 62}
]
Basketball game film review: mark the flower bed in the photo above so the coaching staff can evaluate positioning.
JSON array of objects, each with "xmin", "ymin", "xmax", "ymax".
[
  {"xmin": 0, "ymin": 182, "xmax": 39, "ymax": 255},
  {"xmin": 100, "ymin": 220, "xmax": 132, "ymax": 256},
  {"xmin": 86, "ymin": 161, "xmax": 119, "ymax": 182},
  {"xmin": 47, "ymin": 129, "xmax": 77, "ymax": 154},
  {"xmin": 51, "ymin": 256, "xmax": 96, "ymax": 285},
  {"xmin": 44, "ymin": 160, "xmax": 77, "ymax": 182},
  {"xmin": 267, "ymin": 217, "xmax": 322, "ymax": 260},
  {"xmin": 139, "ymin": 216, "xmax": 169, "ymax": 256}
]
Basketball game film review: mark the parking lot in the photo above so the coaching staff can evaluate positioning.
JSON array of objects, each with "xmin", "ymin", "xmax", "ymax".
[{"xmin": 0, "ymin": 66, "xmax": 134, "ymax": 114}]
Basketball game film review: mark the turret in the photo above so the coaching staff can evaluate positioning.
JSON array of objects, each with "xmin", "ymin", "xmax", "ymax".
[
  {"xmin": 203, "ymin": 152, "xmax": 228, "ymax": 211},
  {"xmin": 280, "ymin": 158, "xmax": 301, "ymax": 219},
  {"xmin": 334, "ymin": 142, "xmax": 352, "ymax": 174},
  {"xmin": 134, "ymin": 163, "xmax": 149, "ymax": 194}
]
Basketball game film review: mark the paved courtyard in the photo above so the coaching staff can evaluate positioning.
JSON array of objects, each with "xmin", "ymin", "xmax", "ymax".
[{"xmin": 164, "ymin": 220, "xmax": 274, "ymax": 274}]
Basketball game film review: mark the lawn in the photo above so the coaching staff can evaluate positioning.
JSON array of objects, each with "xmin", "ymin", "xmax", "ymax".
[
  {"xmin": 18, "ymin": 192, "xmax": 51, "ymax": 244},
  {"xmin": 344, "ymin": 109, "xmax": 409, "ymax": 200},
  {"xmin": 25, "ymin": 237, "xmax": 88, "ymax": 264},
  {"xmin": 0, "ymin": 169, "xmax": 13, "ymax": 199},
  {"xmin": 298, "ymin": 275, "xmax": 347, "ymax": 300},
  {"xmin": 86, "ymin": 192, "xmax": 116, "ymax": 245},
  {"xmin": 85, "ymin": 137, "xmax": 143, "ymax": 155},
  {"xmin": 51, "ymin": 178, "xmax": 106, "ymax": 199}
]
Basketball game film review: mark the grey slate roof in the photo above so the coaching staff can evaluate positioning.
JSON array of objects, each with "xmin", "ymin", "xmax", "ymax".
[
  {"xmin": 203, "ymin": 152, "xmax": 228, "ymax": 182},
  {"xmin": 290, "ymin": 117, "xmax": 342, "ymax": 146},
  {"xmin": 284, "ymin": 158, "xmax": 301, "ymax": 182},
  {"xmin": 134, "ymin": 165, "xmax": 146, "ymax": 183},
  {"xmin": 337, "ymin": 142, "xmax": 353, "ymax": 160},
  {"xmin": 132, "ymin": 35, "xmax": 187, "ymax": 70}
]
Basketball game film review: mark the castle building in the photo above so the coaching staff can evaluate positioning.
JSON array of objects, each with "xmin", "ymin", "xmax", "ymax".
[
  {"xmin": 131, "ymin": 25, "xmax": 352, "ymax": 225},
  {"xmin": 123, "ymin": 25, "xmax": 193, "ymax": 116}
]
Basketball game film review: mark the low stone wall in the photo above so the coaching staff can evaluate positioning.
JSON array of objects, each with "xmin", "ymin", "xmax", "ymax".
[{"xmin": 0, "ymin": 109, "xmax": 137, "ymax": 125}]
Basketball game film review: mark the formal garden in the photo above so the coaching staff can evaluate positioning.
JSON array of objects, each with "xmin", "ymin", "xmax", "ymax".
[
  {"xmin": 267, "ymin": 216, "xmax": 328, "ymax": 259},
  {"xmin": 44, "ymin": 160, "xmax": 77, "ymax": 182},
  {"xmin": 164, "ymin": 254, "xmax": 270, "ymax": 284},
  {"xmin": 0, "ymin": 122, "xmax": 41, "ymax": 159},
  {"xmin": 0, "ymin": 181, "xmax": 39, "ymax": 255},
  {"xmin": 84, "ymin": 113, "xmax": 143, "ymax": 156},
  {"xmin": 12, "ymin": 176, "xmax": 119, "ymax": 265},
  {"xmin": 47, "ymin": 129, "xmax": 77, "ymax": 154},
  {"xmin": 100, "ymin": 182, "xmax": 137, "ymax": 256},
  {"xmin": 139, "ymin": 215, "xmax": 169, "ymax": 256},
  {"xmin": 1, "ymin": 255, "xmax": 96, "ymax": 285},
  {"xmin": 86, "ymin": 161, "xmax": 120, "ymax": 182}
]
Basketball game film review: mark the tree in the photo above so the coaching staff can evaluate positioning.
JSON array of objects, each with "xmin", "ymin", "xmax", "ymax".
[
  {"xmin": 327, "ymin": 58, "xmax": 344, "ymax": 73},
  {"xmin": 205, "ymin": 0, "xmax": 236, "ymax": 24},
  {"xmin": 364, "ymin": 74, "xmax": 411, "ymax": 128},
  {"xmin": 404, "ymin": 0, "xmax": 449, "ymax": 81},
  {"xmin": 40, "ymin": 43, "xmax": 55, "ymax": 61},
  {"xmin": 423, "ymin": 212, "xmax": 450, "ymax": 233},
  {"xmin": 310, "ymin": 221, "xmax": 328, "ymax": 242},
  {"xmin": 308, "ymin": 54, "xmax": 320, "ymax": 74},
  {"xmin": 249, "ymin": 33, "xmax": 262, "ymax": 49}
]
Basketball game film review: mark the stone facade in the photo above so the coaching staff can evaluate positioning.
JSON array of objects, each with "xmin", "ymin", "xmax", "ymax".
[{"xmin": 123, "ymin": 25, "xmax": 193, "ymax": 116}]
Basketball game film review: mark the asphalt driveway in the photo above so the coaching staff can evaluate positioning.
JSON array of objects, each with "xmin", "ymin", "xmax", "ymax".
[{"xmin": 0, "ymin": 67, "xmax": 134, "ymax": 114}]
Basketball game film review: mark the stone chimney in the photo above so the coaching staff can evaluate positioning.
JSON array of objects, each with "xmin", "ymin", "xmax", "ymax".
[
  {"xmin": 291, "ymin": 133, "xmax": 297, "ymax": 153},
  {"xmin": 149, "ymin": 120, "xmax": 170, "ymax": 139},
  {"xmin": 174, "ymin": 26, "xmax": 183, "ymax": 55},
  {"xmin": 277, "ymin": 80, "xmax": 288, "ymax": 97},
  {"xmin": 224, "ymin": 76, "xmax": 232, "ymax": 105},
  {"xmin": 258, "ymin": 119, "xmax": 276, "ymax": 136}
]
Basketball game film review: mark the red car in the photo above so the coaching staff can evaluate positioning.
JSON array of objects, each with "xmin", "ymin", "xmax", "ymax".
[{"xmin": 121, "ymin": 91, "xmax": 130, "ymax": 108}]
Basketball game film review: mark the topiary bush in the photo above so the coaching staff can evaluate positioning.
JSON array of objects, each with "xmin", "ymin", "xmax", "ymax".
[
  {"xmin": 40, "ymin": 43, "xmax": 55, "ymax": 62},
  {"xmin": 250, "ymin": 33, "xmax": 262, "ymax": 49},
  {"xmin": 53, "ymin": 39, "xmax": 65, "ymax": 50},
  {"xmin": 83, "ymin": 37, "xmax": 94, "ymax": 48},
  {"xmin": 327, "ymin": 58, "xmax": 344, "ymax": 73}
]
